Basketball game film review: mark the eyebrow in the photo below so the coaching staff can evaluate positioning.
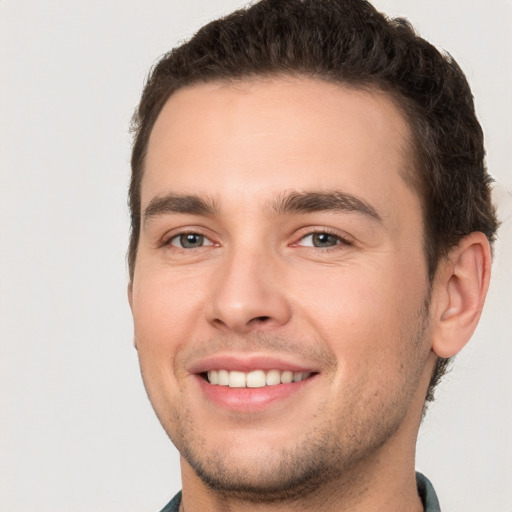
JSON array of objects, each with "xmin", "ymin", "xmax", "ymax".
[
  {"xmin": 143, "ymin": 193, "xmax": 219, "ymax": 225},
  {"xmin": 142, "ymin": 190, "xmax": 382, "ymax": 225},
  {"xmin": 270, "ymin": 191, "xmax": 382, "ymax": 221}
]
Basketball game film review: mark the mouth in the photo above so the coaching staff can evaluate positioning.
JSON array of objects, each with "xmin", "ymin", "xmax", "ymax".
[
  {"xmin": 188, "ymin": 354, "xmax": 321, "ymax": 412},
  {"xmin": 203, "ymin": 369, "xmax": 314, "ymax": 388},
  {"xmin": 191, "ymin": 363, "xmax": 318, "ymax": 413}
]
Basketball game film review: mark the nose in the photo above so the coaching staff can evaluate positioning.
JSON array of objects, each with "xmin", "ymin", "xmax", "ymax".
[{"xmin": 206, "ymin": 246, "xmax": 292, "ymax": 334}]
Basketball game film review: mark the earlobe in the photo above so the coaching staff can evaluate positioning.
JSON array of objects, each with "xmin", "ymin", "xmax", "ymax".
[{"xmin": 431, "ymin": 232, "xmax": 492, "ymax": 359}]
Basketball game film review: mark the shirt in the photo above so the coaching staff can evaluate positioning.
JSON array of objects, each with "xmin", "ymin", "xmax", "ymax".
[{"xmin": 159, "ymin": 472, "xmax": 441, "ymax": 511}]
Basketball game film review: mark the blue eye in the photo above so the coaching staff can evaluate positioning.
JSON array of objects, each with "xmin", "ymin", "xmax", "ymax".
[
  {"xmin": 170, "ymin": 233, "xmax": 212, "ymax": 248},
  {"xmin": 300, "ymin": 232, "xmax": 342, "ymax": 248}
]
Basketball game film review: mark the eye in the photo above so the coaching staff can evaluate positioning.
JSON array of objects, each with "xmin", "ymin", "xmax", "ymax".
[
  {"xmin": 169, "ymin": 233, "xmax": 214, "ymax": 249},
  {"xmin": 298, "ymin": 232, "xmax": 347, "ymax": 248}
]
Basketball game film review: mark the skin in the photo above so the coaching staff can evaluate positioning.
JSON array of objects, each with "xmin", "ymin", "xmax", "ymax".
[{"xmin": 129, "ymin": 77, "xmax": 491, "ymax": 511}]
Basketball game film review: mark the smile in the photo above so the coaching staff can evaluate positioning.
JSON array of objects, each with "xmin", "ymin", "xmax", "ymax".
[{"xmin": 206, "ymin": 369, "xmax": 313, "ymax": 388}]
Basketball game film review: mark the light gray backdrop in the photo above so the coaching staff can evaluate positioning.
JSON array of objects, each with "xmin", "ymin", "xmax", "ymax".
[{"xmin": 1, "ymin": 1, "xmax": 511, "ymax": 511}]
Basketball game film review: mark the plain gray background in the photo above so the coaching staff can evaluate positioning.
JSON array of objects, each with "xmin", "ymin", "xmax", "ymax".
[{"xmin": 1, "ymin": 1, "xmax": 511, "ymax": 511}]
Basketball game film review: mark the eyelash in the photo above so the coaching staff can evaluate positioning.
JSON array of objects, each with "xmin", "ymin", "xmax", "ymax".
[
  {"xmin": 293, "ymin": 229, "xmax": 353, "ymax": 250},
  {"xmin": 161, "ymin": 228, "xmax": 352, "ymax": 251},
  {"xmin": 162, "ymin": 230, "xmax": 215, "ymax": 249}
]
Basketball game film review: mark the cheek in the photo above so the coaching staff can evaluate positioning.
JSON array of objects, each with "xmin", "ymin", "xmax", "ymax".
[
  {"xmin": 130, "ymin": 271, "xmax": 210, "ymax": 390},
  {"xmin": 293, "ymin": 258, "xmax": 428, "ymax": 374},
  {"xmin": 296, "ymin": 268, "xmax": 430, "ymax": 425},
  {"xmin": 130, "ymin": 273, "xmax": 201, "ymax": 418},
  {"xmin": 132, "ymin": 268, "xmax": 206, "ymax": 337}
]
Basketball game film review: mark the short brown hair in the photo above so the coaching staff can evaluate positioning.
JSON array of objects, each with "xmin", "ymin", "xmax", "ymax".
[{"xmin": 129, "ymin": 0, "xmax": 498, "ymax": 402}]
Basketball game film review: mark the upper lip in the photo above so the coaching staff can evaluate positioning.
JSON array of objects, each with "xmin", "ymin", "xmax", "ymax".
[{"xmin": 187, "ymin": 353, "xmax": 320, "ymax": 374}]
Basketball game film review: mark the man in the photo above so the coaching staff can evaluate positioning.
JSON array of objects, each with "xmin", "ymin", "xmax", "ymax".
[{"xmin": 127, "ymin": 0, "xmax": 498, "ymax": 510}]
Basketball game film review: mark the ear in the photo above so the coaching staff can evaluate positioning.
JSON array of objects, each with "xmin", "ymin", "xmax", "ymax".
[
  {"xmin": 127, "ymin": 282, "xmax": 138, "ymax": 350},
  {"xmin": 430, "ymin": 232, "xmax": 492, "ymax": 358},
  {"xmin": 127, "ymin": 282, "xmax": 133, "ymax": 311}
]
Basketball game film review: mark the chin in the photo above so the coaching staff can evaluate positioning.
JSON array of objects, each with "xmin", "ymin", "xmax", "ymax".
[{"xmin": 181, "ymin": 441, "xmax": 343, "ymax": 503}]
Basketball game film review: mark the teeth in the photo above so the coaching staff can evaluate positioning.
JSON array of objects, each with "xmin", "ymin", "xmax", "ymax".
[
  {"xmin": 247, "ymin": 370, "xmax": 266, "ymax": 388},
  {"xmin": 228, "ymin": 371, "xmax": 246, "ymax": 388},
  {"xmin": 206, "ymin": 369, "xmax": 312, "ymax": 387},
  {"xmin": 281, "ymin": 371, "xmax": 293, "ymax": 384},
  {"xmin": 218, "ymin": 369, "xmax": 229, "ymax": 386},
  {"xmin": 266, "ymin": 369, "xmax": 281, "ymax": 386}
]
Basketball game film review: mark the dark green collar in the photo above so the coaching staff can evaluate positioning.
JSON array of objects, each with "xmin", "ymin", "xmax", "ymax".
[{"xmin": 416, "ymin": 472, "xmax": 441, "ymax": 512}]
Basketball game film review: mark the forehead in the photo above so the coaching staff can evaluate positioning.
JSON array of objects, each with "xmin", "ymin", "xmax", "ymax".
[{"xmin": 143, "ymin": 77, "xmax": 419, "ymax": 226}]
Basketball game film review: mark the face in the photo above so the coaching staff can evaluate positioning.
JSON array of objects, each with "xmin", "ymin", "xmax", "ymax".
[{"xmin": 130, "ymin": 78, "xmax": 436, "ymax": 500}]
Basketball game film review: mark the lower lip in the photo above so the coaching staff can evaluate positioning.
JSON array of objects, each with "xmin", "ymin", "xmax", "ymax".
[{"xmin": 195, "ymin": 374, "xmax": 316, "ymax": 412}]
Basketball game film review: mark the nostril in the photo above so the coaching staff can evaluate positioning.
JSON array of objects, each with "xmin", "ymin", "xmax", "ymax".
[
  {"xmin": 253, "ymin": 316, "xmax": 271, "ymax": 323},
  {"xmin": 212, "ymin": 318, "xmax": 227, "ymax": 328},
  {"xmin": 211, "ymin": 315, "xmax": 271, "ymax": 330}
]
